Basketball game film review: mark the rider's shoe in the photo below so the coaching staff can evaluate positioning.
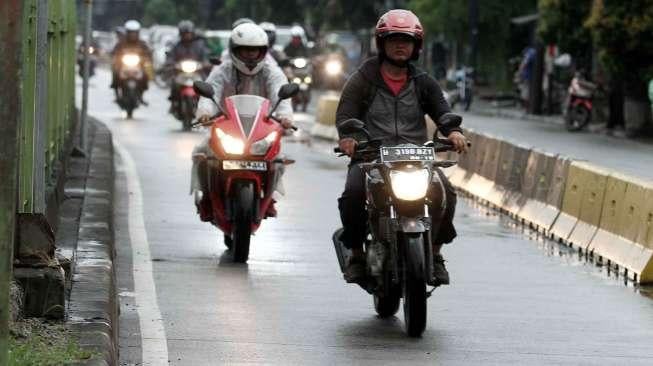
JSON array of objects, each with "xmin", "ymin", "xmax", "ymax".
[
  {"xmin": 432, "ymin": 254, "xmax": 450, "ymax": 285},
  {"xmin": 344, "ymin": 255, "xmax": 366, "ymax": 283}
]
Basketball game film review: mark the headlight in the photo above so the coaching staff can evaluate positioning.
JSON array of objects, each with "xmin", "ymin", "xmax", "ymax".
[
  {"xmin": 389, "ymin": 168, "xmax": 429, "ymax": 201},
  {"xmin": 249, "ymin": 131, "xmax": 278, "ymax": 155},
  {"xmin": 325, "ymin": 60, "xmax": 342, "ymax": 75},
  {"xmin": 293, "ymin": 58, "xmax": 308, "ymax": 68},
  {"xmin": 304, "ymin": 76, "xmax": 312, "ymax": 84},
  {"xmin": 215, "ymin": 128, "xmax": 244, "ymax": 155},
  {"xmin": 122, "ymin": 54, "xmax": 140, "ymax": 67},
  {"xmin": 180, "ymin": 60, "xmax": 199, "ymax": 73},
  {"xmin": 293, "ymin": 77, "xmax": 302, "ymax": 84}
]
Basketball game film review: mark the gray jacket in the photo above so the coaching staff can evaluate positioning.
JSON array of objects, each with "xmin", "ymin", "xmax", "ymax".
[{"xmin": 336, "ymin": 57, "xmax": 461, "ymax": 146}]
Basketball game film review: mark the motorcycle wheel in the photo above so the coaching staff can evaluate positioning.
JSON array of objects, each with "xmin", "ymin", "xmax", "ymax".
[
  {"xmin": 180, "ymin": 97, "xmax": 193, "ymax": 131},
  {"xmin": 565, "ymin": 105, "xmax": 590, "ymax": 132},
  {"xmin": 232, "ymin": 183, "xmax": 254, "ymax": 263},
  {"xmin": 223, "ymin": 234, "xmax": 233, "ymax": 250},
  {"xmin": 374, "ymin": 270, "xmax": 401, "ymax": 318},
  {"xmin": 402, "ymin": 233, "xmax": 427, "ymax": 337}
]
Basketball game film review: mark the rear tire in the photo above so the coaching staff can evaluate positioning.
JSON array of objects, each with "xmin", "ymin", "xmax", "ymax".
[
  {"xmin": 223, "ymin": 234, "xmax": 233, "ymax": 250},
  {"xmin": 565, "ymin": 105, "xmax": 590, "ymax": 131},
  {"xmin": 402, "ymin": 233, "xmax": 427, "ymax": 337},
  {"xmin": 232, "ymin": 183, "xmax": 254, "ymax": 263},
  {"xmin": 374, "ymin": 288, "xmax": 401, "ymax": 318}
]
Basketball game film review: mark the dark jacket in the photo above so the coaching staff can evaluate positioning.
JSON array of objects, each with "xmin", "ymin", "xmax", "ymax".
[
  {"xmin": 336, "ymin": 57, "xmax": 461, "ymax": 146},
  {"xmin": 167, "ymin": 38, "xmax": 208, "ymax": 64}
]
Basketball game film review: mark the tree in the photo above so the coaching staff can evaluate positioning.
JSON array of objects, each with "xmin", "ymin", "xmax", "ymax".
[
  {"xmin": 537, "ymin": 0, "xmax": 593, "ymax": 69},
  {"xmin": 586, "ymin": 0, "xmax": 653, "ymax": 99},
  {"xmin": 408, "ymin": 0, "xmax": 538, "ymax": 86}
]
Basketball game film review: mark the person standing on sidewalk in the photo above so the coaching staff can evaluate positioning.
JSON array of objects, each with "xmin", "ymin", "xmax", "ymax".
[{"xmin": 335, "ymin": 9, "xmax": 468, "ymax": 284}]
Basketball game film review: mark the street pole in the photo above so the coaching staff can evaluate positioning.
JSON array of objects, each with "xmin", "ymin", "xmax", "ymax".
[
  {"xmin": 0, "ymin": 1, "xmax": 24, "ymax": 363},
  {"xmin": 80, "ymin": 0, "xmax": 93, "ymax": 153},
  {"xmin": 468, "ymin": 0, "xmax": 479, "ymax": 71}
]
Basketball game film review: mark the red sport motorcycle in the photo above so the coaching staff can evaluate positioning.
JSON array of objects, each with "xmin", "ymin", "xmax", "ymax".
[{"xmin": 192, "ymin": 81, "xmax": 299, "ymax": 262}]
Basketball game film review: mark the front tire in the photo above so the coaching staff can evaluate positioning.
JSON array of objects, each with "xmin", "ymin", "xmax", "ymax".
[
  {"xmin": 232, "ymin": 183, "xmax": 254, "ymax": 263},
  {"xmin": 180, "ymin": 97, "xmax": 194, "ymax": 131},
  {"xmin": 565, "ymin": 104, "xmax": 590, "ymax": 131},
  {"xmin": 402, "ymin": 233, "xmax": 427, "ymax": 337}
]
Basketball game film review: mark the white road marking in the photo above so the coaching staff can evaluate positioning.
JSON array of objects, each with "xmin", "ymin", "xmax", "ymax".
[{"xmin": 114, "ymin": 139, "xmax": 170, "ymax": 365}]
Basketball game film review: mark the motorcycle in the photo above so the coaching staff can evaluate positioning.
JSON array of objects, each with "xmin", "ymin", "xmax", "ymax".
[
  {"xmin": 77, "ymin": 44, "xmax": 97, "ymax": 78},
  {"xmin": 192, "ymin": 81, "xmax": 299, "ymax": 263},
  {"xmin": 332, "ymin": 119, "xmax": 462, "ymax": 337},
  {"xmin": 563, "ymin": 71, "xmax": 597, "ymax": 131},
  {"xmin": 287, "ymin": 57, "xmax": 312, "ymax": 112},
  {"xmin": 116, "ymin": 51, "xmax": 146, "ymax": 119},
  {"xmin": 319, "ymin": 54, "xmax": 347, "ymax": 90},
  {"xmin": 171, "ymin": 59, "xmax": 205, "ymax": 131}
]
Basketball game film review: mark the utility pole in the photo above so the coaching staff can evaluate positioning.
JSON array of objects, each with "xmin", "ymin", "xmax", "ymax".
[
  {"xmin": 0, "ymin": 1, "xmax": 24, "ymax": 363},
  {"xmin": 79, "ymin": 0, "xmax": 93, "ymax": 153},
  {"xmin": 468, "ymin": 0, "xmax": 479, "ymax": 70}
]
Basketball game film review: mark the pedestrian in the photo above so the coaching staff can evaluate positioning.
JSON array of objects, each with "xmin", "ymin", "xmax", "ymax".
[{"xmin": 518, "ymin": 46, "xmax": 536, "ymax": 109}]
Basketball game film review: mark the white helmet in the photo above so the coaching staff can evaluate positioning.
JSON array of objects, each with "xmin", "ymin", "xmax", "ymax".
[
  {"xmin": 290, "ymin": 25, "xmax": 303, "ymax": 37},
  {"xmin": 229, "ymin": 23, "xmax": 269, "ymax": 76},
  {"xmin": 124, "ymin": 20, "xmax": 141, "ymax": 32}
]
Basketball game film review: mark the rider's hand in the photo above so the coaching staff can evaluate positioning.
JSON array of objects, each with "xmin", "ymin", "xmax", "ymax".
[
  {"xmin": 447, "ymin": 131, "xmax": 468, "ymax": 154},
  {"xmin": 198, "ymin": 114, "xmax": 212, "ymax": 126},
  {"xmin": 339, "ymin": 138, "xmax": 358, "ymax": 157},
  {"xmin": 279, "ymin": 117, "xmax": 294, "ymax": 130}
]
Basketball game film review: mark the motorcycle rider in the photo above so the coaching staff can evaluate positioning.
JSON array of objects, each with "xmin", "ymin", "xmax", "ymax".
[
  {"xmin": 283, "ymin": 26, "xmax": 309, "ymax": 59},
  {"xmin": 336, "ymin": 9, "xmax": 467, "ymax": 284},
  {"xmin": 167, "ymin": 20, "xmax": 209, "ymax": 107},
  {"xmin": 110, "ymin": 20, "xmax": 152, "ymax": 100},
  {"xmin": 193, "ymin": 23, "xmax": 293, "ymax": 220},
  {"xmin": 259, "ymin": 22, "xmax": 286, "ymax": 65}
]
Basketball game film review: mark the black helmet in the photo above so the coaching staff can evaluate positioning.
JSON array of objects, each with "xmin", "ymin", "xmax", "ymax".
[{"xmin": 178, "ymin": 20, "xmax": 195, "ymax": 34}]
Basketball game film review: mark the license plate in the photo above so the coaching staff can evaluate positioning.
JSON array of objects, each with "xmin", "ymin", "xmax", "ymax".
[
  {"xmin": 299, "ymin": 83, "xmax": 309, "ymax": 91},
  {"xmin": 380, "ymin": 146, "xmax": 435, "ymax": 163},
  {"xmin": 223, "ymin": 160, "xmax": 267, "ymax": 171}
]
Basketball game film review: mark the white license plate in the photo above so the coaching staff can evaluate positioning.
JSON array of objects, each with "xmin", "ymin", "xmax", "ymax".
[
  {"xmin": 299, "ymin": 83, "xmax": 309, "ymax": 91},
  {"xmin": 223, "ymin": 160, "xmax": 267, "ymax": 171}
]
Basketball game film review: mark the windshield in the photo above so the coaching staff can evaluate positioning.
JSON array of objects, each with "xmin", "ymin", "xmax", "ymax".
[{"xmin": 226, "ymin": 95, "xmax": 266, "ymax": 135}]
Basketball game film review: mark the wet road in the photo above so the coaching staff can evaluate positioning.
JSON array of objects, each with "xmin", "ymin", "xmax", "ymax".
[{"xmin": 81, "ymin": 70, "xmax": 653, "ymax": 365}]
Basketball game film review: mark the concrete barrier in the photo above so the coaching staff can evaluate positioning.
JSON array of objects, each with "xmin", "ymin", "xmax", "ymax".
[
  {"xmin": 310, "ymin": 93, "xmax": 340, "ymax": 140},
  {"xmin": 517, "ymin": 151, "xmax": 559, "ymax": 231},
  {"xmin": 465, "ymin": 133, "xmax": 496, "ymax": 200},
  {"xmin": 549, "ymin": 161, "xmax": 586, "ymax": 242},
  {"xmin": 501, "ymin": 144, "xmax": 531, "ymax": 216},
  {"xmin": 566, "ymin": 163, "xmax": 610, "ymax": 249},
  {"xmin": 589, "ymin": 178, "xmax": 653, "ymax": 283}
]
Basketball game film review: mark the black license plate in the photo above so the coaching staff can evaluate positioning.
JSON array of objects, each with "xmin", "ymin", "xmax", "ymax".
[{"xmin": 380, "ymin": 146, "xmax": 435, "ymax": 163}]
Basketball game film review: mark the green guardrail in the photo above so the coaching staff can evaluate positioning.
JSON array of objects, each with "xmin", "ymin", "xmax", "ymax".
[{"xmin": 19, "ymin": 0, "xmax": 77, "ymax": 214}]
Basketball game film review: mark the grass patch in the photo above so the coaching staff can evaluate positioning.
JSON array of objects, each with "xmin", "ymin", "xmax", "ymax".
[{"xmin": 9, "ymin": 319, "xmax": 95, "ymax": 366}]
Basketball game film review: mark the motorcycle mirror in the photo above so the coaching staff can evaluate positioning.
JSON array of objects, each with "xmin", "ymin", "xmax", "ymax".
[
  {"xmin": 209, "ymin": 56, "xmax": 221, "ymax": 66},
  {"xmin": 278, "ymin": 83, "xmax": 300, "ymax": 100},
  {"xmin": 193, "ymin": 81, "xmax": 215, "ymax": 99}
]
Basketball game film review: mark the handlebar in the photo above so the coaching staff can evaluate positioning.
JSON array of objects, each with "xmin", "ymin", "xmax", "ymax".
[{"xmin": 267, "ymin": 114, "xmax": 298, "ymax": 131}]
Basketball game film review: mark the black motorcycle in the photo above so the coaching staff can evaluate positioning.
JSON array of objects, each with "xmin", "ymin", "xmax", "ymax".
[
  {"xmin": 116, "ymin": 51, "xmax": 146, "ymax": 119},
  {"xmin": 332, "ymin": 119, "xmax": 461, "ymax": 337}
]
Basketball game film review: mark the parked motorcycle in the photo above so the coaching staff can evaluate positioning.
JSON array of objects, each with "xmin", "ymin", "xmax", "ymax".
[
  {"xmin": 192, "ymin": 81, "xmax": 299, "ymax": 263},
  {"xmin": 563, "ymin": 71, "xmax": 597, "ymax": 131},
  {"xmin": 116, "ymin": 51, "xmax": 146, "ymax": 119},
  {"xmin": 171, "ymin": 59, "xmax": 205, "ymax": 131},
  {"xmin": 287, "ymin": 57, "xmax": 312, "ymax": 112},
  {"xmin": 332, "ymin": 119, "xmax": 462, "ymax": 337}
]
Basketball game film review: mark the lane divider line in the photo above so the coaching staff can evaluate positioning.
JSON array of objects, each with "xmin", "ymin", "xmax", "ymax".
[{"xmin": 114, "ymin": 139, "xmax": 170, "ymax": 365}]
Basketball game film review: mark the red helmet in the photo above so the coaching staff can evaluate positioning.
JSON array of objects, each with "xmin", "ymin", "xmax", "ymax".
[{"xmin": 375, "ymin": 9, "xmax": 424, "ymax": 60}]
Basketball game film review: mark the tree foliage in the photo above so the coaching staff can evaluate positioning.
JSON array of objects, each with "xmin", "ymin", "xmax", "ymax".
[
  {"xmin": 537, "ymin": 0, "xmax": 593, "ymax": 67},
  {"xmin": 585, "ymin": 0, "xmax": 653, "ymax": 97},
  {"xmin": 408, "ymin": 0, "xmax": 538, "ymax": 85}
]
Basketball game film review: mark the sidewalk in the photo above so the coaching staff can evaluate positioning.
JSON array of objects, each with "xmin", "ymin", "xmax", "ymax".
[{"xmin": 461, "ymin": 105, "xmax": 653, "ymax": 181}]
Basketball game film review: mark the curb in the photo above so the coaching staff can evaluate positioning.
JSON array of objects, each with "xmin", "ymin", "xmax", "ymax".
[{"xmin": 67, "ymin": 118, "xmax": 117, "ymax": 365}]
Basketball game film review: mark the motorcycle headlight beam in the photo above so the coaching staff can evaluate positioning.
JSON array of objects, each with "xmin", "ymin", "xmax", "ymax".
[
  {"xmin": 389, "ymin": 169, "xmax": 430, "ymax": 201},
  {"xmin": 180, "ymin": 60, "xmax": 199, "ymax": 73},
  {"xmin": 249, "ymin": 131, "xmax": 278, "ymax": 155},
  {"xmin": 215, "ymin": 128, "xmax": 245, "ymax": 155},
  {"xmin": 293, "ymin": 58, "xmax": 308, "ymax": 68},
  {"xmin": 325, "ymin": 60, "xmax": 342, "ymax": 76},
  {"xmin": 122, "ymin": 54, "xmax": 141, "ymax": 67}
]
